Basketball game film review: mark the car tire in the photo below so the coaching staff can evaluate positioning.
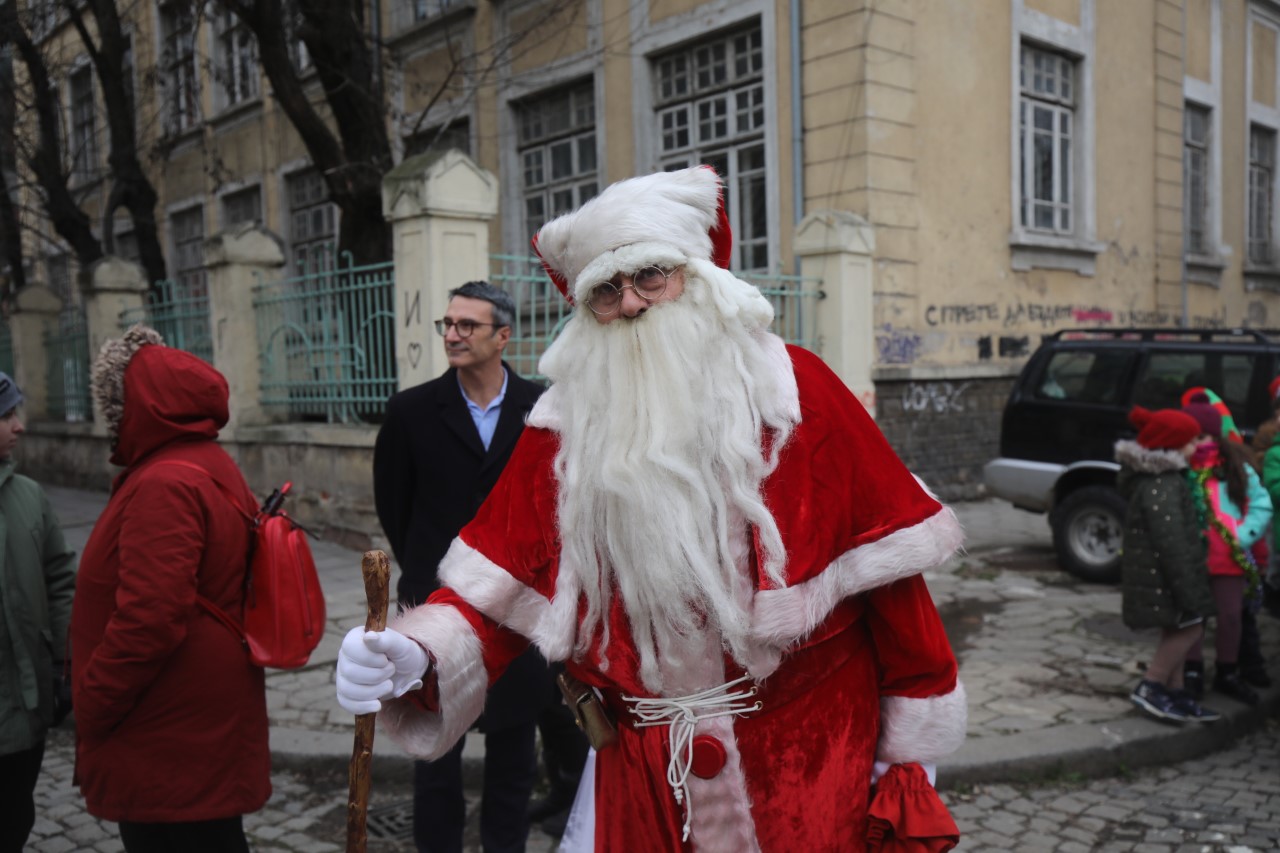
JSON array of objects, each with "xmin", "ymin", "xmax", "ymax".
[{"xmin": 1050, "ymin": 485, "xmax": 1125, "ymax": 583}]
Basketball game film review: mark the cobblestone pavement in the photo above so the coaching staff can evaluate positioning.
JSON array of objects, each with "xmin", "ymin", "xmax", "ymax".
[
  {"xmin": 941, "ymin": 718, "xmax": 1280, "ymax": 852},
  {"xmin": 28, "ymin": 726, "xmax": 558, "ymax": 853}
]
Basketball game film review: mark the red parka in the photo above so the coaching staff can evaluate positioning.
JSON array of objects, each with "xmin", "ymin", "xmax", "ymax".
[{"xmin": 70, "ymin": 344, "xmax": 271, "ymax": 822}]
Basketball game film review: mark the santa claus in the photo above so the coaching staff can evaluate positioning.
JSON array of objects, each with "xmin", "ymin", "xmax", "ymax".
[{"xmin": 337, "ymin": 166, "xmax": 966, "ymax": 852}]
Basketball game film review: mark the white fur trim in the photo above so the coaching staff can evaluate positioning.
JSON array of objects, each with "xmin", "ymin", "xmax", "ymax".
[
  {"xmin": 1114, "ymin": 439, "xmax": 1188, "ymax": 473},
  {"xmin": 686, "ymin": 714, "xmax": 762, "ymax": 853},
  {"xmin": 437, "ymin": 538, "xmax": 578, "ymax": 662},
  {"xmin": 750, "ymin": 506, "xmax": 964, "ymax": 649},
  {"xmin": 526, "ymin": 384, "xmax": 563, "ymax": 431},
  {"xmin": 535, "ymin": 167, "xmax": 720, "ymax": 296},
  {"xmin": 876, "ymin": 682, "xmax": 969, "ymax": 764},
  {"xmin": 572, "ymin": 243, "xmax": 689, "ymax": 303},
  {"xmin": 376, "ymin": 605, "xmax": 487, "ymax": 760}
]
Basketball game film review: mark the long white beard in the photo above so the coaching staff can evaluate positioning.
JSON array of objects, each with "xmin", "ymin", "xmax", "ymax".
[{"xmin": 539, "ymin": 263, "xmax": 796, "ymax": 690}]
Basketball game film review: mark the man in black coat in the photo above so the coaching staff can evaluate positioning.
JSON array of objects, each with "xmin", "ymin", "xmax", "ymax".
[{"xmin": 374, "ymin": 280, "xmax": 549, "ymax": 853}]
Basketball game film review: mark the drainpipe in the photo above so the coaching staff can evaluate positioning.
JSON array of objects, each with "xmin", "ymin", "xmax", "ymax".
[{"xmin": 790, "ymin": 0, "xmax": 804, "ymax": 274}]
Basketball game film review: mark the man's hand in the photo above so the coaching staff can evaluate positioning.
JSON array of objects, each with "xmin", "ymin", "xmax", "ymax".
[{"xmin": 335, "ymin": 626, "xmax": 430, "ymax": 715}]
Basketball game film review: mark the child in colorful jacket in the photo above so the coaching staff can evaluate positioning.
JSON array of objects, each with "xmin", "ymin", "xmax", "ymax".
[{"xmin": 1182, "ymin": 396, "xmax": 1273, "ymax": 705}]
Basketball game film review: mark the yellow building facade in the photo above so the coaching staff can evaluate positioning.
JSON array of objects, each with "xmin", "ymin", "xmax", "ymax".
[{"xmin": 11, "ymin": 0, "xmax": 1280, "ymax": 497}]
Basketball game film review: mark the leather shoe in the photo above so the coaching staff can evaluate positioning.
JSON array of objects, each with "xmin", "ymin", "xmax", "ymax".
[
  {"xmin": 1241, "ymin": 665, "xmax": 1272, "ymax": 689},
  {"xmin": 1214, "ymin": 670, "xmax": 1260, "ymax": 705},
  {"xmin": 528, "ymin": 787, "xmax": 576, "ymax": 822}
]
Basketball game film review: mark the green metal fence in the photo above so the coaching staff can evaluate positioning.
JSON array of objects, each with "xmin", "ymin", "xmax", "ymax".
[
  {"xmin": 253, "ymin": 253, "xmax": 396, "ymax": 424},
  {"xmin": 489, "ymin": 256, "xmax": 825, "ymax": 381},
  {"xmin": 119, "ymin": 279, "xmax": 214, "ymax": 362},
  {"xmin": 44, "ymin": 307, "xmax": 92, "ymax": 422},
  {"xmin": 738, "ymin": 270, "xmax": 825, "ymax": 349},
  {"xmin": 0, "ymin": 318, "xmax": 13, "ymax": 378},
  {"xmin": 490, "ymin": 255, "xmax": 574, "ymax": 382}
]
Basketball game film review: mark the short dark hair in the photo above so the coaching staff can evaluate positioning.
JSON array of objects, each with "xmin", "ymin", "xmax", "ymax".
[{"xmin": 449, "ymin": 281, "xmax": 515, "ymax": 328}]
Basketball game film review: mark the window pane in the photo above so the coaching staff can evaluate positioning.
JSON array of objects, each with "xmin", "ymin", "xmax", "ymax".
[{"xmin": 549, "ymin": 140, "xmax": 573, "ymax": 180}]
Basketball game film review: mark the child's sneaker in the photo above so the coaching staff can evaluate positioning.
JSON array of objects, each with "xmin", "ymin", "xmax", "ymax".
[
  {"xmin": 1130, "ymin": 679, "xmax": 1189, "ymax": 723},
  {"xmin": 1170, "ymin": 690, "xmax": 1222, "ymax": 723}
]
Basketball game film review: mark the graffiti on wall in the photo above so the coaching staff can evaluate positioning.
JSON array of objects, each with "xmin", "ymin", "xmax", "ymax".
[
  {"xmin": 404, "ymin": 290, "xmax": 423, "ymax": 368},
  {"xmin": 902, "ymin": 381, "xmax": 970, "ymax": 415}
]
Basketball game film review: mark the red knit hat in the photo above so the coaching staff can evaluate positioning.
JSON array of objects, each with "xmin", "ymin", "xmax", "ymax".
[
  {"xmin": 1129, "ymin": 406, "xmax": 1201, "ymax": 450},
  {"xmin": 1270, "ymin": 376, "xmax": 1280, "ymax": 403}
]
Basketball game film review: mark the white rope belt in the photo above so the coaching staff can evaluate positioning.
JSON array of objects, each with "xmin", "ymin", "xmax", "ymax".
[{"xmin": 622, "ymin": 675, "xmax": 763, "ymax": 842}]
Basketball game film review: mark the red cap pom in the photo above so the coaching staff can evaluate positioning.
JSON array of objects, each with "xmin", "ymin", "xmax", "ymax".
[{"xmin": 1129, "ymin": 406, "xmax": 1201, "ymax": 450}]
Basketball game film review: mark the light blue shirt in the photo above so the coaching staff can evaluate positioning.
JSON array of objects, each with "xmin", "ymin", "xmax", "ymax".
[{"xmin": 459, "ymin": 369, "xmax": 508, "ymax": 451}]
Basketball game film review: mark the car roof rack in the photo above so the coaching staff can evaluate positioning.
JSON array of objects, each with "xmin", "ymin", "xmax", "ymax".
[{"xmin": 1048, "ymin": 327, "xmax": 1274, "ymax": 343}]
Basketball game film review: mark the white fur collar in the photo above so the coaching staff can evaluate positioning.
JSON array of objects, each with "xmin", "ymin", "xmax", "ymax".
[{"xmin": 1114, "ymin": 439, "xmax": 1188, "ymax": 473}]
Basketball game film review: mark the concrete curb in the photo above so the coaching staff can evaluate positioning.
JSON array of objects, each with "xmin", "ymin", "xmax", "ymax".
[{"xmin": 937, "ymin": 684, "xmax": 1280, "ymax": 789}]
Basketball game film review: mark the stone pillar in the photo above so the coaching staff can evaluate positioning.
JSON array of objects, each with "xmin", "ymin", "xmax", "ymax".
[
  {"xmin": 83, "ymin": 256, "xmax": 148, "ymax": 365},
  {"xmin": 8, "ymin": 285, "xmax": 63, "ymax": 420},
  {"xmin": 794, "ymin": 211, "xmax": 878, "ymax": 416},
  {"xmin": 382, "ymin": 149, "xmax": 499, "ymax": 389},
  {"xmin": 204, "ymin": 225, "xmax": 287, "ymax": 430}
]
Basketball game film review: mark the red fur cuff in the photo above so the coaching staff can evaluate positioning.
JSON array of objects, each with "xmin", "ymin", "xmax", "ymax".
[{"xmin": 867, "ymin": 763, "xmax": 959, "ymax": 853}]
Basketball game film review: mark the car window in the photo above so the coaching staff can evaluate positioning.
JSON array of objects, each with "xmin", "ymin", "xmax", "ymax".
[
  {"xmin": 1034, "ymin": 350, "xmax": 1131, "ymax": 404},
  {"xmin": 1133, "ymin": 351, "xmax": 1258, "ymax": 413}
]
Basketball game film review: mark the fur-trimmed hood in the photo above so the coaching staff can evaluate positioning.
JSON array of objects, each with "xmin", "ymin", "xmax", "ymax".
[
  {"xmin": 91, "ymin": 324, "xmax": 230, "ymax": 467},
  {"xmin": 1114, "ymin": 439, "xmax": 1188, "ymax": 474}
]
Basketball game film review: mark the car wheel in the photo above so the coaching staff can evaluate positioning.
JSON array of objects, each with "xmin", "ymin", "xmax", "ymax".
[{"xmin": 1050, "ymin": 485, "xmax": 1125, "ymax": 583}]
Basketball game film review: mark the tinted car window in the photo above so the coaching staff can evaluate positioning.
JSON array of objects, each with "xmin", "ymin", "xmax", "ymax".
[
  {"xmin": 1132, "ymin": 350, "xmax": 1259, "ymax": 412},
  {"xmin": 1034, "ymin": 350, "xmax": 1131, "ymax": 404}
]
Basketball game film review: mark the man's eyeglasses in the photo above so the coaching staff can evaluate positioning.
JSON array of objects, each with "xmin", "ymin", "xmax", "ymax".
[
  {"xmin": 434, "ymin": 319, "xmax": 502, "ymax": 338},
  {"xmin": 585, "ymin": 267, "xmax": 678, "ymax": 316}
]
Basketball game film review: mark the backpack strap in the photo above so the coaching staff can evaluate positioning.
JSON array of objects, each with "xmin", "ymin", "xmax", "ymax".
[{"xmin": 151, "ymin": 458, "xmax": 254, "ymax": 644}]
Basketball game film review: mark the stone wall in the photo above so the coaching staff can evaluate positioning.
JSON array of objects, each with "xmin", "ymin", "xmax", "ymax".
[
  {"xmin": 873, "ymin": 376, "xmax": 1017, "ymax": 502},
  {"xmin": 19, "ymin": 422, "xmax": 386, "ymax": 553}
]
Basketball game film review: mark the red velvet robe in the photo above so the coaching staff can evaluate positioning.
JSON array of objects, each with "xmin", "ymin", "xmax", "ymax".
[{"xmin": 380, "ymin": 342, "xmax": 965, "ymax": 852}]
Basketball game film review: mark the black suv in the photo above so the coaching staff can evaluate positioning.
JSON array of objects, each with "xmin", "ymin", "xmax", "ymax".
[{"xmin": 984, "ymin": 328, "xmax": 1280, "ymax": 582}]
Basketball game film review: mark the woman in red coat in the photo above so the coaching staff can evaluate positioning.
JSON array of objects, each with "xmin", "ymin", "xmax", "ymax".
[{"xmin": 70, "ymin": 326, "xmax": 270, "ymax": 853}]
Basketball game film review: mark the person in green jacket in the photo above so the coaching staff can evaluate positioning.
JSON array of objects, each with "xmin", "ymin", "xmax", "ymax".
[
  {"xmin": 1117, "ymin": 406, "xmax": 1220, "ymax": 724},
  {"xmin": 0, "ymin": 372, "xmax": 77, "ymax": 853}
]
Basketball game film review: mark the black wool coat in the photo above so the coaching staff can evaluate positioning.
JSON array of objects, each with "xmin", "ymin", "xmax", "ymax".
[
  {"xmin": 1115, "ymin": 440, "xmax": 1215, "ymax": 630},
  {"xmin": 374, "ymin": 363, "xmax": 548, "ymax": 730}
]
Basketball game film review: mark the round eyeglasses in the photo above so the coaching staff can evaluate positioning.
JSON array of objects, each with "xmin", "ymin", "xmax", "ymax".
[
  {"xmin": 585, "ymin": 266, "xmax": 678, "ymax": 316},
  {"xmin": 434, "ymin": 318, "xmax": 502, "ymax": 338}
]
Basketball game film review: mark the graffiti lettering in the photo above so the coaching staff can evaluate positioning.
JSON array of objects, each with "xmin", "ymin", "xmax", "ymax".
[
  {"xmin": 925, "ymin": 303, "xmax": 1000, "ymax": 326},
  {"xmin": 876, "ymin": 325, "xmax": 922, "ymax": 364},
  {"xmin": 902, "ymin": 381, "xmax": 970, "ymax": 414},
  {"xmin": 404, "ymin": 291, "xmax": 421, "ymax": 328},
  {"xmin": 999, "ymin": 336, "xmax": 1030, "ymax": 357},
  {"xmin": 1072, "ymin": 307, "xmax": 1114, "ymax": 323}
]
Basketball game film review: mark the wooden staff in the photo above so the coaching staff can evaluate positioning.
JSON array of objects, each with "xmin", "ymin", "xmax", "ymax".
[{"xmin": 347, "ymin": 550, "xmax": 390, "ymax": 853}]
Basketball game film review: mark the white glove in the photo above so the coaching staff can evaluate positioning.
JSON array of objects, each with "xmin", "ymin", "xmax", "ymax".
[{"xmin": 335, "ymin": 626, "xmax": 431, "ymax": 715}]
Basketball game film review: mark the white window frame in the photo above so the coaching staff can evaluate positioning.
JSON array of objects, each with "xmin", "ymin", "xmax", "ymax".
[
  {"xmin": 284, "ymin": 0, "xmax": 311, "ymax": 72},
  {"xmin": 169, "ymin": 204, "xmax": 207, "ymax": 299},
  {"xmin": 1246, "ymin": 4, "xmax": 1280, "ymax": 284},
  {"xmin": 214, "ymin": 8, "xmax": 260, "ymax": 111},
  {"xmin": 513, "ymin": 81, "xmax": 599, "ymax": 242},
  {"xmin": 1008, "ymin": 0, "xmax": 1103, "ymax": 275},
  {"xmin": 158, "ymin": 0, "xmax": 199, "ymax": 134},
  {"xmin": 68, "ymin": 62, "xmax": 97, "ymax": 184},
  {"xmin": 651, "ymin": 25, "xmax": 769, "ymax": 272},
  {"xmin": 1183, "ymin": 0, "xmax": 1225, "ymax": 285},
  {"xmin": 628, "ymin": 1, "xmax": 779, "ymax": 273},
  {"xmin": 285, "ymin": 167, "xmax": 338, "ymax": 275},
  {"xmin": 220, "ymin": 183, "xmax": 263, "ymax": 229}
]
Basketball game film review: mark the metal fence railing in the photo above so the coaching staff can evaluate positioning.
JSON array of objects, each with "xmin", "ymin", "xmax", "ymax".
[
  {"xmin": 738, "ymin": 270, "xmax": 825, "ymax": 350},
  {"xmin": 253, "ymin": 252, "xmax": 396, "ymax": 424},
  {"xmin": 119, "ymin": 279, "xmax": 214, "ymax": 362},
  {"xmin": 489, "ymin": 254, "xmax": 573, "ymax": 382},
  {"xmin": 489, "ymin": 256, "xmax": 825, "ymax": 381},
  {"xmin": 44, "ymin": 306, "xmax": 92, "ymax": 422}
]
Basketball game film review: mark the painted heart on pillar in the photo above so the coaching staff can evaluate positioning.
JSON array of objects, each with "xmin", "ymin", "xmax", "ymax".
[{"xmin": 407, "ymin": 342, "xmax": 422, "ymax": 368}]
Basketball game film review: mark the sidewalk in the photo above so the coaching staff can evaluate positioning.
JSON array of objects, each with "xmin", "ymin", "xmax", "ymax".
[{"xmin": 47, "ymin": 485, "xmax": 1280, "ymax": 789}]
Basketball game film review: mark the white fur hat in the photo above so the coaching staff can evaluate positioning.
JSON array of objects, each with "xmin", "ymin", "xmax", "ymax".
[{"xmin": 533, "ymin": 165, "xmax": 732, "ymax": 303}]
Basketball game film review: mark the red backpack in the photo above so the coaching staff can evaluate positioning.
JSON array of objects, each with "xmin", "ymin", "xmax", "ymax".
[{"xmin": 161, "ymin": 461, "xmax": 326, "ymax": 669}]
